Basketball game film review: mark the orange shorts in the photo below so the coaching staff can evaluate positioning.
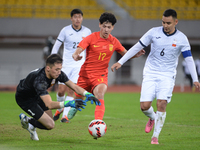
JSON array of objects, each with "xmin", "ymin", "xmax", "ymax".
[{"xmin": 75, "ymin": 74, "xmax": 108, "ymax": 97}]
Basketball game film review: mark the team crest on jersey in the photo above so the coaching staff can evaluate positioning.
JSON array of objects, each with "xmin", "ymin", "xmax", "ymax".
[
  {"xmin": 82, "ymin": 37, "xmax": 85, "ymax": 39},
  {"xmin": 172, "ymin": 39, "xmax": 177, "ymax": 47},
  {"xmin": 109, "ymin": 44, "xmax": 113, "ymax": 51},
  {"xmin": 51, "ymin": 79, "xmax": 55, "ymax": 87}
]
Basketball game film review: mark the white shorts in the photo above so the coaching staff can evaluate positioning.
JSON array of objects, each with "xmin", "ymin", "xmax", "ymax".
[
  {"xmin": 140, "ymin": 75, "xmax": 175, "ymax": 103},
  {"xmin": 59, "ymin": 66, "xmax": 81, "ymax": 85}
]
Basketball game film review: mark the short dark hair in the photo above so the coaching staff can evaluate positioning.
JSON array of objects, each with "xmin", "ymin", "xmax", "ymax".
[
  {"xmin": 71, "ymin": 9, "xmax": 83, "ymax": 17},
  {"xmin": 99, "ymin": 12, "xmax": 117, "ymax": 25},
  {"xmin": 163, "ymin": 9, "xmax": 177, "ymax": 19},
  {"xmin": 46, "ymin": 54, "xmax": 63, "ymax": 67}
]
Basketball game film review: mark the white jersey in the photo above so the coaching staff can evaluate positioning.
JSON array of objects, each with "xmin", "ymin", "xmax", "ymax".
[
  {"xmin": 57, "ymin": 25, "xmax": 91, "ymax": 67},
  {"xmin": 140, "ymin": 26, "xmax": 190, "ymax": 77}
]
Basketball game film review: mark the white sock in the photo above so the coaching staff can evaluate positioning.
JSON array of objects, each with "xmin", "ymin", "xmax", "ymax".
[
  {"xmin": 62, "ymin": 96, "xmax": 74, "ymax": 118},
  {"xmin": 29, "ymin": 123, "xmax": 35, "ymax": 130},
  {"xmin": 57, "ymin": 94, "xmax": 65, "ymax": 112},
  {"xmin": 152, "ymin": 111, "xmax": 166, "ymax": 139},
  {"xmin": 142, "ymin": 106, "xmax": 156, "ymax": 120}
]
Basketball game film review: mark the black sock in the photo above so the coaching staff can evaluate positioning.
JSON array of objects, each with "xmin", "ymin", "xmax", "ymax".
[{"xmin": 29, "ymin": 118, "xmax": 49, "ymax": 130}]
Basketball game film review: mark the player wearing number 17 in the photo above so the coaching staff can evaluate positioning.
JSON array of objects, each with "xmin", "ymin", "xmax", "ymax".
[
  {"xmin": 111, "ymin": 9, "xmax": 200, "ymax": 144},
  {"xmin": 71, "ymin": 12, "xmax": 145, "ymax": 120}
]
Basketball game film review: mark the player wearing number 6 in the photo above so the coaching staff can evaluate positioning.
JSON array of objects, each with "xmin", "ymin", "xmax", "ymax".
[
  {"xmin": 111, "ymin": 9, "xmax": 200, "ymax": 144},
  {"xmin": 70, "ymin": 12, "xmax": 145, "ymax": 120}
]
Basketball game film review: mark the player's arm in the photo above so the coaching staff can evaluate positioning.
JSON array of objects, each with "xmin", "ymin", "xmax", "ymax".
[
  {"xmin": 40, "ymin": 94, "xmax": 86, "ymax": 111},
  {"xmin": 40, "ymin": 94, "xmax": 61, "ymax": 109},
  {"xmin": 51, "ymin": 40, "xmax": 62, "ymax": 54},
  {"xmin": 72, "ymin": 47, "xmax": 84, "ymax": 61},
  {"xmin": 183, "ymin": 55, "xmax": 200, "ymax": 91},
  {"xmin": 111, "ymin": 42, "xmax": 144, "ymax": 72},
  {"xmin": 118, "ymin": 49, "xmax": 145, "ymax": 58}
]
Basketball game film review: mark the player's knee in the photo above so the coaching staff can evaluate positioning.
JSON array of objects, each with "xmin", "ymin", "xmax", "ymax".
[
  {"xmin": 46, "ymin": 121, "xmax": 55, "ymax": 130},
  {"xmin": 140, "ymin": 103, "xmax": 151, "ymax": 111},
  {"xmin": 58, "ymin": 89, "xmax": 65, "ymax": 96}
]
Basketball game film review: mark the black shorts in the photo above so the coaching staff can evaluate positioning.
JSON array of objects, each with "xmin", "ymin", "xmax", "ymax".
[{"xmin": 15, "ymin": 93, "xmax": 49, "ymax": 120}]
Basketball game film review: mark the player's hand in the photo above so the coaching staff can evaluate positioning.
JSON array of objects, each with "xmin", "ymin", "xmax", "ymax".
[
  {"xmin": 193, "ymin": 82, "xmax": 200, "ymax": 91},
  {"xmin": 111, "ymin": 62, "xmax": 122, "ymax": 72},
  {"xmin": 84, "ymin": 92, "xmax": 101, "ymax": 106},
  {"xmin": 72, "ymin": 53, "xmax": 83, "ymax": 61},
  {"xmin": 64, "ymin": 99, "xmax": 86, "ymax": 111},
  {"xmin": 133, "ymin": 49, "xmax": 145, "ymax": 58}
]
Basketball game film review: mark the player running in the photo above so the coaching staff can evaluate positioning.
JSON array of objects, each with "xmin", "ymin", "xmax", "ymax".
[
  {"xmin": 68, "ymin": 12, "xmax": 144, "ymax": 120},
  {"xmin": 111, "ymin": 9, "xmax": 200, "ymax": 144}
]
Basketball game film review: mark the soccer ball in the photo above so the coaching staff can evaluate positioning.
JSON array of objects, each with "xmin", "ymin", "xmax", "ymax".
[{"xmin": 88, "ymin": 119, "xmax": 107, "ymax": 139}]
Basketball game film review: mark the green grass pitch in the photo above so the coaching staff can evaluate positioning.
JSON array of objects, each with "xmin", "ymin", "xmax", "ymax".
[{"xmin": 0, "ymin": 92, "xmax": 199, "ymax": 150}]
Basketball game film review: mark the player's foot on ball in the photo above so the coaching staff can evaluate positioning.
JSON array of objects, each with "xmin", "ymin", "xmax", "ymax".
[
  {"xmin": 53, "ymin": 109, "xmax": 63, "ymax": 121},
  {"xmin": 67, "ymin": 108, "xmax": 77, "ymax": 120},
  {"xmin": 19, "ymin": 113, "xmax": 28, "ymax": 129},
  {"xmin": 151, "ymin": 137, "xmax": 159, "ymax": 144},
  {"xmin": 145, "ymin": 118, "xmax": 155, "ymax": 133},
  {"xmin": 60, "ymin": 115, "xmax": 70, "ymax": 123},
  {"xmin": 27, "ymin": 125, "xmax": 39, "ymax": 141}
]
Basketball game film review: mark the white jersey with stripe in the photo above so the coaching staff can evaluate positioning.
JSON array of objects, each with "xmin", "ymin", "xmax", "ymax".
[
  {"xmin": 57, "ymin": 25, "xmax": 91, "ymax": 67},
  {"xmin": 140, "ymin": 26, "xmax": 191, "ymax": 77}
]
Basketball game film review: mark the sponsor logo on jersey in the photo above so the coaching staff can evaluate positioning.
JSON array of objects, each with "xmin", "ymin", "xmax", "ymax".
[
  {"xmin": 109, "ymin": 44, "xmax": 113, "ymax": 51},
  {"xmin": 94, "ymin": 45, "xmax": 100, "ymax": 47},
  {"xmin": 156, "ymin": 37, "xmax": 161, "ymax": 39}
]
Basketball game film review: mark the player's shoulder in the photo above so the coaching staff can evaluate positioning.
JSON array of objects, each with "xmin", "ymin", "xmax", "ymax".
[
  {"xmin": 61, "ymin": 25, "xmax": 73, "ymax": 32},
  {"xmin": 81, "ymin": 25, "xmax": 91, "ymax": 31}
]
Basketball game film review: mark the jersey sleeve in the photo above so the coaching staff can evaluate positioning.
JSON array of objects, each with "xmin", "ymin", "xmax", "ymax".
[
  {"xmin": 58, "ymin": 71, "xmax": 69, "ymax": 83},
  {"xmin": 180, "ymin": 34, "xmax": 191, "ymax": 58},
  {"xmin": 139, "ymin": 28, "xmax": 154, "ymax": 47},
  {"xmin": 114, "ymin": 38, "xmax": 125, "ymax": 52},
  {"xmin": 57, "ymin": 27, "xmax": 66, "ymax": 42},
  {"xmin": 78, "ymin": 34, "xmax": 92, "ymax": 50}
]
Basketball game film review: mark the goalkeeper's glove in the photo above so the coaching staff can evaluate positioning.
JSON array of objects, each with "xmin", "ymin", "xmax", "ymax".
[
  {"xmin": 84, "ymin": 91, "xmax": 101, "ymax": 106},
  {"xmin": 64, "ymin": 99, "xmax": 86, "ymax": 111}
]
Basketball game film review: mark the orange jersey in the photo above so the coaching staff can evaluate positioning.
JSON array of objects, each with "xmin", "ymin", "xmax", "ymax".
[{"xmin": 78, "ymin": 31, "xmax": 125, "ymax": 77}]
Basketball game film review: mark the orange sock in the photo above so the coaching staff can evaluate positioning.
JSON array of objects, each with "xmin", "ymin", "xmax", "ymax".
[{"xmin": 95, "ymin": 99, "xmax": 105, "ymax": 120}]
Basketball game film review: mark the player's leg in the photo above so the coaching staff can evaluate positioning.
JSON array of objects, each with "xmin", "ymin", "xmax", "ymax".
[
  {"xmin": 53, "ymin": 83, "xmax": 66, "ymax": 121},
  {"xmin": 140, "ymin": 76, "xmax": 156, "ymax": 134},
  {"xmin": 151, "ymin": 76, "xmax": 174, "ymax": 144},
  {"xmin": 93, "ymin": 83, "xmax": 107, "ymax": 120},
  {"xmin": 67, "ymin": 75, "xmax": 87, "ymax": 119},
  {"xmin": 61, "ymin": 67, "xmax": 80, "ymax": 123},
  {"xmin": 17, "ymin": 96, "xmax": 52, "ymax": 140},
  {"xmin": 61, "ymin": 86, "xmax": 74, "ymax": 123}
]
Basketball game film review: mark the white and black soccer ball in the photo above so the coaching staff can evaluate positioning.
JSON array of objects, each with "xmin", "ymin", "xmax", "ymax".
[{"xmin": 88, "ymin": 119, "xmax": 107, "ymax": 138}]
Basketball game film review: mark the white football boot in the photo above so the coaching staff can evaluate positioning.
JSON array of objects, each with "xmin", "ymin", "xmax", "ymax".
[{"xmin": 19, "ymin": 113, "xmax": 39, "ymax": 141}]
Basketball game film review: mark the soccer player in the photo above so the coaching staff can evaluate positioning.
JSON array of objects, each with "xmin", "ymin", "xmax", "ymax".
[
  {"xmin": 111, "ymin": 9, "xmax": 200, "ymax": 144},
  {"xmin": 69, "ymin": 12, "xmax": 145, "ymax": 120},
  {"xmin": 15, "ymin": 54, "xmax": 100, "ymax": 141},
  {"xmin": 51, "ymin": 9, "xmax": 91, "ymax": 123}
]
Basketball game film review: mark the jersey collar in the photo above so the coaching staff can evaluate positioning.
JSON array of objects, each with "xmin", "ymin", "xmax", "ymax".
[
  {"xmin": 71, "ymin": 25, "xmax": 82, "ymax": 32},
  {"xmin": 162, "ymin": 27, "xmax": 177, "ymax": 36}
]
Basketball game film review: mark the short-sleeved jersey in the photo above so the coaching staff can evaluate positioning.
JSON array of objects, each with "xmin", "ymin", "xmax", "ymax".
[
  {"xmin": 16, "ymin": 68, "xmax": 69, "ymax": 99},
  {"xmin": 139, "ymin": 26, "xmax": 191, "ymax": 77},
  {"xmin": 78, "ymin": 31, "xmax": 125, "ymax": 77},
  {"xmin": 57, "ymin": 25, "xmax": 91, "ymax": 67}
]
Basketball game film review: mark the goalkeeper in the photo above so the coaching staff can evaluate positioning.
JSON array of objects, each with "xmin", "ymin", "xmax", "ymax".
[{"xmin": 15, "ymin": 54, "xmax": 100, "ymax": 141}]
